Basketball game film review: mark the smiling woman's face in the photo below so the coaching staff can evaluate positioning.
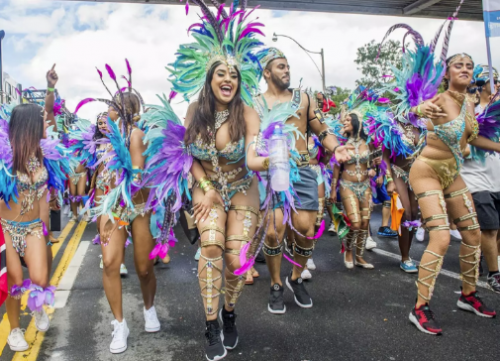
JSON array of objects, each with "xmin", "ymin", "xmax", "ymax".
[{"xmin": 210, "ymin": 63, "xmax": 239, "ymax": 105}]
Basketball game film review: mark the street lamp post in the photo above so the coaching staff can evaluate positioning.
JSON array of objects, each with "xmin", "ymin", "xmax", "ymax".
[
  {"xmin": 0, "ymin": 30, "xmax": 5, "ymax": 101},
  {"xmin": 272, "ymin": 32, "xmax": 326, "ymax": 93}
]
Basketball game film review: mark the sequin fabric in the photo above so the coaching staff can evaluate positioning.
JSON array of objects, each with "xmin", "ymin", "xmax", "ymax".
[{"xmin": 1, "ymin": 218, "xmax": 43, "ymax": 257}]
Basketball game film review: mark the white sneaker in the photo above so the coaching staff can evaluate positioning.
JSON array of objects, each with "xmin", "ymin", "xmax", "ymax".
[
  {"xmin": 450, "ymin": 229, "xmax": 462, "ymax": 240},
  {"xmin": 497, "ymin": 256, "xmax": 500, "ymax": 272},
  {"xmin": 301, "ymin": 269, "xmax": 312, "ymax": 280},
  {"xmin": 110, "ymin": 319, "xmax": 129, "ymax": 354},
  {"xmin": 365, "ymin": 236, "xmax": 377, "ymax": 250},
  {"xmin": 7, "ymin": 328, "xmax": 29, "ymax": 352},
  {"xmin": 99, "ymin": 255, "xmax": 103, "ymax": 269},
  {"xmin": 416, "ymin": 227, "xmax": 425, "ymax": 242},
  {"xmin": 194, "ymin": 247, "xmax": 201, "ymax": 261},
  {"xmin": 33, "ymin": 309, "xmax": 50, "ymax": 332},
  {"xmin": 120, "ymin": 264, "xmax": 128, "ymax": 276},
  {"xmin": 306, "ymin": 258, "xmax": 316, "ymax": 271},
  {"xmin": 144, "ymin": 306, "xmax": 161, "ymax": 332},
  {"xmin": 328, "ymin": 223, "xmax": 335, "ymax": 233}
]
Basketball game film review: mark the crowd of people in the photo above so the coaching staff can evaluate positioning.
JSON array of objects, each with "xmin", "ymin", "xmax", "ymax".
[{"xmin": 1, "ymin": 0, "xmax": 500, "ymax": 360}]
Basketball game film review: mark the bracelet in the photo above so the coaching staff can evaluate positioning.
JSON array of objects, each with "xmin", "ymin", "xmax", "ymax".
[
  {"xmin": 47, "ymin": 87, "xmax": 55, "ymax": 93},
  {"xmin": 199, "ymin": 176, "xmax": 215, "ymax": 193},
  {"xmin": 386, "ymin": 177, "xmax": 393, "ymax": 183},
  {"xmin": 262, "ymin": 157, "xmax": 270, "ymax": 171},
  {"xmin": 332, "ymin": 145, "xmax": 340, "ymax": 155}
]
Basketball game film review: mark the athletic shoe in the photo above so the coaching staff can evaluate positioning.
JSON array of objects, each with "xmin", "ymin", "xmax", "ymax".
[
  {"xmin": 409, "ymin": 304, "xmax": 442, "ymax": 335},
  {"xmin": 301, "ymin": 268, "xmax": 312, "ymax": 280},
  {"xmin": 377, "ymin": 226, "xmax": 397, "ymax": 238},
  {"xmin": 70, "ymin": 214, "xmax": 78, "ymax": 222},
  {"xmin": 416, "ymin": 227, "xmax": 425, "ymax": 242},
  {"xmin": 7, "ymin": 328, "xmax": 29, "ymax": 352},
  {"xmin": 268, "ymin": 283, "xmax": 286, "ymax": 314},
  {"xmin": 400, "ymin": 259, "xmax": 418, "ymax": 274},
  {"xmin": 365, "ymin": 236, "xmax": 377, "ymax": 250},
  {"xmin": 450, "ymin": 229, "xmax": 462, "ymax": 240},
  {"xmin": 205, "ymin": 321, "xmax": 227, "ymax": 361},
  {"xmin": 457, "ymin": 291, "xmax": 496, "ymax": 318},
  {"xmin": 110, "ymin": 319, "xmax": 129, "ymax": 354},
  {"xmin": 487, "ymin": 273, "xmax": 500, "ymax": 294},
  {"xmin": 306, "ymin": 258, "xmax": 316, "ymax": 271},
  {"xmin": 219, "ymin": 308, "xmax": 238, "ymax": 350},
  {"xmin": 144, "ymin": 306, "xmax": 161, "ymax": 332},
  {"xmin": 286, "ymin": 272, "xmax": 313, "ymax": 308},
  {"xmin": 120, "ymin": 264, "xmax": 128, "ymax": 276},
  {"xmin": 328, "ymin": 222, "xmax": 336, "ymax": 234},
  {"xmin": 99, "ymin": 255, "xmax": 103, "ymax": 269},
  {"xmin": 194, "ymin": 247, "xmax": 201, "ymax": 261},
  {"xmin": 33, "ymin": 309, "xmax": 50, "ymax": 332}
]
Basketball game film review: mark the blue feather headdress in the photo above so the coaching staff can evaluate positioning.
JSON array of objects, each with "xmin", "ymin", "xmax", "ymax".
[{"xmin": 169, "ymin": 0, "xmax": 264, "ymax": 105}]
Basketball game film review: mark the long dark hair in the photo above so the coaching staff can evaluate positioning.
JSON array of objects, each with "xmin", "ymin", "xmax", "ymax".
[
  {"xmin": 93, "ymin": 112, "xmax": 108, "ymax": 141},
  {"xmin": 9, "ymin": 103, "xmax": 44, "ymax": 175},
  {"xmin": 185, "ymin": 61, "xmax": 245, "ymax": 144},
  {"xmin": 443, "ymin": 53, "xmax": 474, "ymax": 90},
  {"xmin": 346, "ymin": 113, "xmax": 368, "ymax": 141}
]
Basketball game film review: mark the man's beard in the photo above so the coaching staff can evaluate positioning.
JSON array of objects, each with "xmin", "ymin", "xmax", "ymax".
[{"xmin": 271, "ymin": 72, "xmax": 290, "ymax": 90}]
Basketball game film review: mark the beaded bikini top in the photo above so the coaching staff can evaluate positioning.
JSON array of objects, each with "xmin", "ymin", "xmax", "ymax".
[{"xmin": 15, "ymin": 156, "xmax": 48, "ymax": 215}]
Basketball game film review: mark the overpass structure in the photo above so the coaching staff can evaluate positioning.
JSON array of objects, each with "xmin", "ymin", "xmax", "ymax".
[{"xmin": 60, "ymin": 0, "xmax": 483, "ymax": 21}]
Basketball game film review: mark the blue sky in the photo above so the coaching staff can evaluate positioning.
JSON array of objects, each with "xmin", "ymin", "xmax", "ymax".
[{"xmin": 0, "ymin": 0, "xmax": 492, "ymax": 119}]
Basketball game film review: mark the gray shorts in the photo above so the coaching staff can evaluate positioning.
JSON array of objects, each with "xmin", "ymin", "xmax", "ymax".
[{"xmin": 295, "ymin": 166, "xmax": 319, "ymax": 211}]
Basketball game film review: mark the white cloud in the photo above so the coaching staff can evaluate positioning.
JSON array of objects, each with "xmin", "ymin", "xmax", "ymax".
[{"xmin": 0, "ymin": 1, "xmax": 494, "ymax": 122}]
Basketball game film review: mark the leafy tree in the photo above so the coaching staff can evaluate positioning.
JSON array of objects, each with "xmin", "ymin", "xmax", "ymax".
[{"xmin": 354, "ymin": 39, "xmax": 403, "ymax": 89}]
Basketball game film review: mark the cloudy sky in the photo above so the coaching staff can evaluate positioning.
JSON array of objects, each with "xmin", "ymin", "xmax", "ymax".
[{"xmin": 0, "ymin": 0, "xmax": 494, "ymax": 120}]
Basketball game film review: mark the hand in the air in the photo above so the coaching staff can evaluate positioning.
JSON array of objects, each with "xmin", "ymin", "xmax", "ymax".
[{"xmin": 46, "ymin": 64, "xmax": 58, "ymax": 88}]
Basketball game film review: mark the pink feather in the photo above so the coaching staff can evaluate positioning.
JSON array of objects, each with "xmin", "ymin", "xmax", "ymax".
[
  {"xmin": 125, "ymin": 58, "xmax": 132, "ymax": 76},
  {"xmin": 283, "ymin": 253, "xmax": 302, "ymax": 268},
  {"xmin": 307, "ymin": 220, "xmax": 325, "ymax": 240},
  {"xmin": 185, "ymin": 0, "xmax": 189, "ymax": 14},
  {"xmin": 96, "ymin": 67, "xmax": 103, "ymax": 79},
  {"xmin": 105, "ymin": 64, "xmax": 116, "ymax": 81},
  {"xmin": 378, "ymin": 97, "xmax": 391, "ymax": 104},
  {"xmin": 74, "ymin": 98, "xmax": 96, "ymax": 113}
]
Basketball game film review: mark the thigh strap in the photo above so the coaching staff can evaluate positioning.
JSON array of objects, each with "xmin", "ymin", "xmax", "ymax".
[
  {"xmin": 229, "ymin": 205, "xmax": 259, "ymax": 217},
  {"xmin": 263, "ymin": 242, "xmax": 283, "ymax": 257},
  {"xmin": 444, "ymin": 187, "xmax": 469, "ymax": 199},
  {"xmin": 293, "ymin": 243, "xmax": 314, "ymax": 258}
]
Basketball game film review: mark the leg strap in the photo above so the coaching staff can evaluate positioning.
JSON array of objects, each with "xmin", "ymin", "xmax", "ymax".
[
  {"xmin": 224, "ymin": 269, "xmax": 246, "ymax": 308},
  {"xmin": 345, "ymin": 194, "xmax": 359, "ymax": 223},
  {"xmin": 345, "ymin": 229, "xmax": 358, "ymax": 251},
  {"xmin": 459, "ymin": 242, "xmax": 480, "ymax": 287},
  {"xmin": 293, "ymin": 242, "xmax": 314, "ymax": 258},
  {"xmin": 416, "ymin": 250, "xmax": 444, "ymax": 302},
  {"xmin": 200, "ymin": 205, "xmax": 226, "ymax": 250},
  {"xmin": 444, "ymin": 187, "xmax": 469, "ymax": 199},
  {"xmin": 356, "ymin": 229, "xmax": 368, "ymax": 257},
  {"xmin": 383, "ymin": 200, "xmax": 391, "ymax": 208},
  {"xmin": 361, "ymin": 207, "xmax": 371, "ymax": 220},
  {"xmin": 263, "ymin": 242, "xmax": 283, "ymax": 256},
  {"xmin": 316, "ymin": 198, "xmax": 325, "ymax": 226},
  {"xmin": 199, "ymin": 254, "xmax": 223, "ymax": 316}
]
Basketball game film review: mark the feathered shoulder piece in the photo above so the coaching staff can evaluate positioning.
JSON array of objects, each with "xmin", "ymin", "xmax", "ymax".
[
  {"xmin": 41, "ymin": 125, "xmax": 71, "ymax": 193},
  {"xmin": 471, "ymin": 96, "xmax": 500, "ymax": 161},
  {"xmin": 0, "ymin": 104, "xmax": 16, "ymax": 204},
  {"xmin": 325, "ymin": 114, "xmax": 346, "ymax": 144},
  {"xmin": 376, "ymin": 0, "xmax": 464, "ymax": 126},
  {"xmin": 141, "ymin": 94, "xmax": 192, "ymax": 213},
  {"xmin": 169, "ymin": 0, "xmax": 264, "ymax": 105},
  {"xmin": 69, "ymin": 117, "xmax": 108, "ymax": 170}
]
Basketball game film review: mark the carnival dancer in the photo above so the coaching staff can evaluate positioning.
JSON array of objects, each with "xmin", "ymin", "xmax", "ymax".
[
  {"xmin": 68, "ymin": 162, "xmax": 86, "ymax": 222},
  {"xmin": 143, "ymin": 2, "xmax": 276, "ymax": 359},
  {"xmin": 1, "ymin": 89, "xmax": 69, "ymax": 350},
  {"xmin": 254, "ymin": 48, "xmax": 351, "ymax": 314},
  {"xmin": 376, "ymin": 3, "xmax": 499, "ymax": 334},
  {"xmin": 331, "ymin": 90, "xmax": 378, "ymax": 270},
  {"xmin": 461, "ymin": 64, "xmax": 500, "ymax": 293},
  {"xmin": 74, "ymin": 62, "xmax": 160, "ymax": 354}
]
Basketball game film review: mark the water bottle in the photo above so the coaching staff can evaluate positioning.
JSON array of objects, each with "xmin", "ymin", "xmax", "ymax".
[{"xmin": 269, "ymin": 125, "xmax": 290, "ymax": 192}]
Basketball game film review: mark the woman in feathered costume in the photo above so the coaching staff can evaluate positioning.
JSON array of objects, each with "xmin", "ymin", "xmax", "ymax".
[
  {"xmin": 376, "ymin": 0, "xmax": 499, "ymax": 335},
  {"xmin": 0, "ymin": 71, "xmax": 69, "ymax": 352},
  {"xmin": 331, "ymin": 88, "xmax": 379, "ymax": 270},
  {"xmin": 145, "ymin": 1, "xmax": 270, "ymax": 359},
  {"xmin": 74, "ymin": 61, "xmax": 161, "ymax": 354}
]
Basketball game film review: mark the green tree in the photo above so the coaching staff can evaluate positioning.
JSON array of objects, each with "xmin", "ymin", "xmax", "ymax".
[{"xmin": 354, "ymin": 39, "xmax": 403, "ymax": 89}]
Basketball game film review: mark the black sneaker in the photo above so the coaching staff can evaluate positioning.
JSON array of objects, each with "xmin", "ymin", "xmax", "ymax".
[
  {"xmin": 457, "ymin": 290, "xmax": 497, "ymax": 318},
  {"xmin": 204, "ymin": 321, "xmax": 227, "ymax": 361},
  {"xmin": 409, "ymin": 304, "xmax": 442, "ymax": 335},
  {"xmin": 487, "ymin": 273, "xmax": 500, "ymax": 294},
  {"xmin": 255, "ymin": 251, "xmax": 266, "ymax": 263},
  {"xmin": 219, "ymin": 308, "xmax": 238, "ymax": 350},
  {"xmin": 268, "ymin": 283, "xmax": 286, "ymax": 314},
  {"xmin": 378, "ymin": 226, "xmax": 398, "ymax": 238},
  {"xmin": 285, "ymin": 272, "xmax": 313, "ymax": 308}
]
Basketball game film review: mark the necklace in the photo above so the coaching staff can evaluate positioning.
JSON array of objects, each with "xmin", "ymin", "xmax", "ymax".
[
  {"xmin": 214, "ymin": 109, "xmax": 229, "ymax": 130},
  {"xmin": 446, "ymin": 90, "xmax": 478, "ymax": 143},
  {"xmin": 346, "ymin": 137, "xmax": 366, "ymax": 182},
  {"xmin": 27, "ymin": 155, "xmax": 40, "ymax": 173}
]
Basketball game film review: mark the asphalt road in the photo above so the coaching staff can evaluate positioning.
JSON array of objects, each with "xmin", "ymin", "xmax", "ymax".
[{"xmin": 1, "ymin": 209, "xmax": 499, "ymax": 361}]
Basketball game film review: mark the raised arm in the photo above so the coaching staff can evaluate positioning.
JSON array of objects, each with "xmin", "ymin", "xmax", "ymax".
[{"xmin": 44, "ymin": 64, "xmax": 59, "ymax": 130}]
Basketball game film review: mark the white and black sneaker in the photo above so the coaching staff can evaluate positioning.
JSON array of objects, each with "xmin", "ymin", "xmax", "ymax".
[
  {"xmin": 205, "ymin": 320, "xmax": 227, "ymax": 361},
  {"xmin": 486, "ymin": 273, "xmax": 500, "ymax": 294},
  {"xmin": 268, "ymin": 283, "xmax": 286, "ymax": 314},
  {"xmin": 219, "ymin": 308, "xmax": 238, "ymax": 350},
  {"xmin": 286, "ymin": 272, "xmax": 313, "ymax": 308}
]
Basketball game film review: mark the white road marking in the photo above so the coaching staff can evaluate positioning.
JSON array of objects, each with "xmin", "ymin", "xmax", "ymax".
[
  {"xmin": 54, "ymin": 241, "xmax": 90, "ymax": 309},
  {"xmin": 371, "ymin": 248, "xmax": 489, "ymax": 289}
]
